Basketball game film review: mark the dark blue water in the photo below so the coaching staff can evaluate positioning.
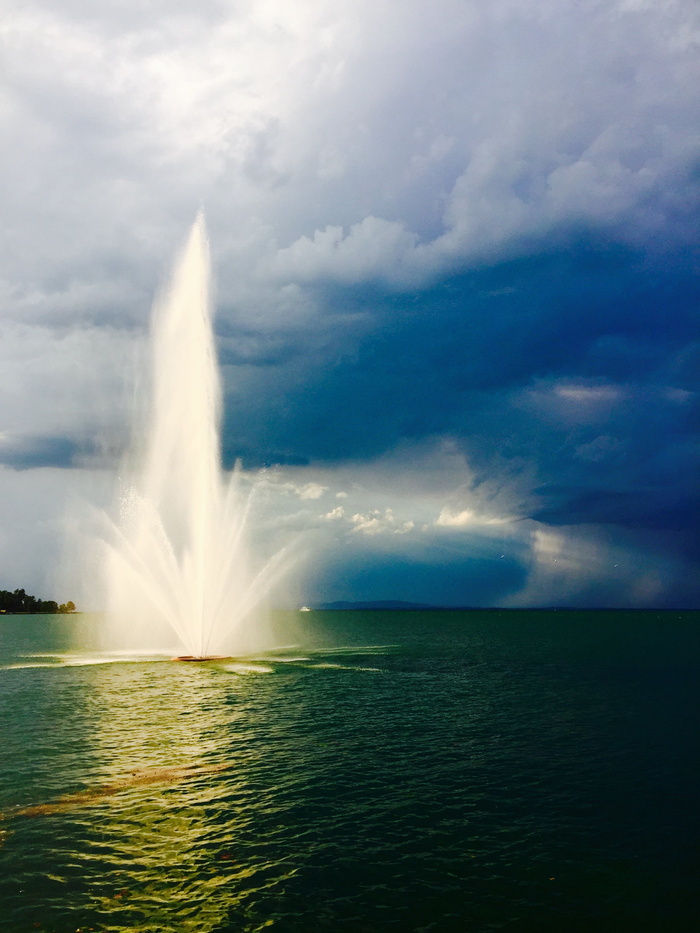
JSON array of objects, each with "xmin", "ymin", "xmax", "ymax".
[{"xmin": 0, "ymin": 610, "xmax": 698, "ymax": 932}]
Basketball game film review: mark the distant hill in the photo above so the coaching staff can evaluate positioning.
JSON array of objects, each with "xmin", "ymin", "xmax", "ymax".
[{"xmin": 311, "ymin": 600, "xmax": 441, "ymax": 611}]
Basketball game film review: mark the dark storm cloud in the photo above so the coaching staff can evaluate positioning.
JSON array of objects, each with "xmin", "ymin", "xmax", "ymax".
[
  {"xmin": 222, "ymin": 233, "xmax": 697, "ymax": 445},
  {"xmin": 219, "ymin": 225, "xmax": 699, "ymax": 576}
]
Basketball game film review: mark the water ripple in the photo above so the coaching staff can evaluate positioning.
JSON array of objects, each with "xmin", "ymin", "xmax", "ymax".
[{"xmin": 1, "ymin": 611, "xmax": 698, "ymax": 931}]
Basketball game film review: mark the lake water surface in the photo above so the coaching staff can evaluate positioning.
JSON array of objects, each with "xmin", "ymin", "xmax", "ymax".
[{"xmin": 0, "ymin": 610, "xmax": 698, "ymax": 932}]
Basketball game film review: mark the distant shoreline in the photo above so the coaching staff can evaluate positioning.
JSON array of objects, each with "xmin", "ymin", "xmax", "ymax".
[
  {"xmin": 0, "ymin": 610, "xmax": 81, "ymax": 616},
  {"xmin": 300, "ymin": 602, "xmax": 698, "ymax": 612},
  {"xmin": 1, "ymin": 606, "xmax": 696, "ymax": 619}
]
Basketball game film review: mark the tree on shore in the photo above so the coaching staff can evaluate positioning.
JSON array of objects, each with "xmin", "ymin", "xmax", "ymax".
[{"xmin": 0, "ymin": 589, "xmax": 76, "ymax": 614}]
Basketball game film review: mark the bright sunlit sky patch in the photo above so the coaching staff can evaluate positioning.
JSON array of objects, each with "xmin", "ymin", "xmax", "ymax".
[{"xmin": 1, "ymin": 0, "xmax": 698, "ymax": 607}]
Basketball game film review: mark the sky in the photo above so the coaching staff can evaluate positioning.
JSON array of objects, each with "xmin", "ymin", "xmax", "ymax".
[{"xmin": 0, "ymin": 0, "xmax": 698, "ymax": 608}]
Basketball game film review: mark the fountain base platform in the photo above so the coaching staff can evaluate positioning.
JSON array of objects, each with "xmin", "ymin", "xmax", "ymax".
[{"xmin": 171, "ymin": 655, "xmax": 230, "ymax": 662}]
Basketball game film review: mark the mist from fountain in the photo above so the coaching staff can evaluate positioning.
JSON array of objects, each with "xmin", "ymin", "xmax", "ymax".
[{"xmin": 99, "ymin": 215, "xmax": 289, "ymax": 658}]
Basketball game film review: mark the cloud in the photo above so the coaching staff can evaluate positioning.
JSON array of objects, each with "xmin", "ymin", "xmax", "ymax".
[
  {"xmin": 0, "ymin": 465, "xmax": 103, "ymax": 598},
  {"xmin": 350, "ymin": 508, "xmax": 415, "ymax": 537},
  {"xmin": 271, "ymin": 217, "xmax": 421, "ymax": 287},
  {"xmin": 266, "ymin": 479, "xmax": 329, "ymax": 500},
  {"xmin": 0, "ymin": 321, "xmax": 137, "ymax": 468},
  {"xmin": 504, "ymin": 524, "xmax": 690, "ymax": 608},
  {"xmin": 3, "ymin": 0, "xmax": 698, "ymax": 310},
  {"xmin": 0, "ymin": 435, "xmax": 84, "ymax": 471},
  {"xmin": 262, "ymin": 1, "xmax": 699, "ymax": 288},
  {"xmin": 435, "ymin": 508, "xmax": 511, "ymax": 529}
]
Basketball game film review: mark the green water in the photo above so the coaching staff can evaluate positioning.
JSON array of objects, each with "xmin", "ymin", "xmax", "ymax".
[{"xmin": 0, "ymin": 610, "xmax": 698, "ymax": 932}]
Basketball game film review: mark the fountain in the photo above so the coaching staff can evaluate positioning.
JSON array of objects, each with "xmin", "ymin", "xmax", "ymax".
[{"xmin": 98, "ymin": 215, "xmax": 289, "ymax": 659}]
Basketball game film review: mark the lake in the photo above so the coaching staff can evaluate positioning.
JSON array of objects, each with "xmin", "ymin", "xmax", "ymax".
[{"xmin": 0, "ymin": 609, "xmax": 698, "ymax": 932}]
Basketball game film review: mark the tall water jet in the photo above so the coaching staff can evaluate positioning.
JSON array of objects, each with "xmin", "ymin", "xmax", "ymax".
[{"xmin": 99, "ymin": 215, "xmax": 288, "ymax": 658}]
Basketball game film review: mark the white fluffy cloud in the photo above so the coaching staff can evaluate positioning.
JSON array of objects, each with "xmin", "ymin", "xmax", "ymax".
[{"xmin": 350, "ymin": 508, "xmax": 414, "ymax": 536}]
